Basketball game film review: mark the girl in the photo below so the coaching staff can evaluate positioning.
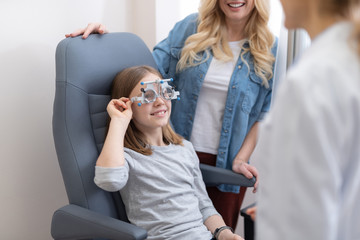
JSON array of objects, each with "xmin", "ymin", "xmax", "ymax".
[{"xmin": 94, "ymin": 65, "xmax": 243, "ymax": 240}]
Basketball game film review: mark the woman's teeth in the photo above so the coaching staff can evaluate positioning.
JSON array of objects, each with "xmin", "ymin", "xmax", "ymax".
[{"xmin": 228, "ymin": 3, "xmax": 245, "ymax": 8}]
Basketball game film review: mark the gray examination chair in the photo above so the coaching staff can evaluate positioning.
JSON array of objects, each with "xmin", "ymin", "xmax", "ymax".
[{"xmin": 51, "ymin": 32, "xmax": 255, "ymax": 240}]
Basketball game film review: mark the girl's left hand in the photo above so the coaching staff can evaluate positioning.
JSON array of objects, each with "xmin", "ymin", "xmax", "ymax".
[
  {"xmin": 232, "ymin": 160, "xmax": 259, "ymax": 193},
  {"xmin": 218, "ymin": 230, "xmax": 244, "ymax": 240},
  {"xmin": 229, "ymin": 234, "xmax": 244, "ymax": 240}
]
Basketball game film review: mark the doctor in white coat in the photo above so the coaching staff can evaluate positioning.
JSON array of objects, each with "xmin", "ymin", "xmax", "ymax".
[{"xmin": 254, "ymin": 0, "xmax": 360, "ymax": 239}]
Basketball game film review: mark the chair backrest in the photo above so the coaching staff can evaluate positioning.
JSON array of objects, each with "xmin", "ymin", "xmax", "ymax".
[{"xmin": 53, "ymin": 33, "xmax": 157, "ymax": 221}]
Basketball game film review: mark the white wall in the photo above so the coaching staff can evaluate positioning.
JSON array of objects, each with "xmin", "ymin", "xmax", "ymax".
[
  {"xmin": 155, "ymin": 0, "xmax": 200, "ymax": 44},
  {"xmin": 0, "ymin": 1, "xmax": 130, "ymax": 239}
]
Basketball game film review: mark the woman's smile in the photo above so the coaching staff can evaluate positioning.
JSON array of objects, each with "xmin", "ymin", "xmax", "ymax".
[{"xmin": 228, "ymin": 2, "xmax": 246, "ymax": 8}]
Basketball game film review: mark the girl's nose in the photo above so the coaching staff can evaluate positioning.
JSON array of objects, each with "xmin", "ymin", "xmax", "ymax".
[{"xmin": 153, "ymin": 96, "xmax": 165, "ymax": 106}]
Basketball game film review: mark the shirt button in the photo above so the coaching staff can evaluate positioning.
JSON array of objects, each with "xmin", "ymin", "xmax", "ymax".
[
  {"xmin": 232, "ymin": 85, "xmax": 236, "ymax": 89},
  {"xmin": 224, "ymin": 130, "xmax": 228, "ymax": 133},
  {"xmin": 238, "ymin": 65, "xmax": 242, "ymax": 69},
  {"xmin": 229, "ymin": 108, "xmax": 232, "ymax": 111}
]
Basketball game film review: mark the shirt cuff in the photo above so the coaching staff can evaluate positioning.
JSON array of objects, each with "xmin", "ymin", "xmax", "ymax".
[
  {"xmin": 201, "ymin": 207, "xmax": 221, "ymax": 222},
  {"xmin": 94, "ymin": 166, "xmax": 128, "ymax": 192}
]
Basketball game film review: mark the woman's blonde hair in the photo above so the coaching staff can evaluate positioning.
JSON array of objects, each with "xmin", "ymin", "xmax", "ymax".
[
  {"xmin": 110, "ymin": 65, "xmax": 183, "ymax": 156},
  {"xmin": 177, "ymin": 0, "xmax": 276, "ymax": 88}
]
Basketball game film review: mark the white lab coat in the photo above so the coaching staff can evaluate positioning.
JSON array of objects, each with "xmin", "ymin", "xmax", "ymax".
[{"xmin": 255, "ymin": 22, "xmax": 360, "ymax": 240}]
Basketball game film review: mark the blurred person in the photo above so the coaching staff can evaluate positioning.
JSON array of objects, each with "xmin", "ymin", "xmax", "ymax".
[{"xmin": 252, "ymin": 0, "xmax": 360, "ymax": 239}]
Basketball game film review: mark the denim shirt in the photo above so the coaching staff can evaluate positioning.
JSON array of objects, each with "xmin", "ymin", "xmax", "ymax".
[{"xmin": 153, "ymin": 13, "xmax": 278, "ymax": 193}]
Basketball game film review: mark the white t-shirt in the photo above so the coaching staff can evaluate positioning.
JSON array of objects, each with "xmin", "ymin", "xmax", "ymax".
[{"xmin": 190, "ymin": 40, "xmax": 245, "ymax": 154}]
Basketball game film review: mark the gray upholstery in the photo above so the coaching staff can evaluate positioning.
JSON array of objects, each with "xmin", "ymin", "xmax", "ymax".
[
  {"xmin": 200, "ymin": 163, "xmax": 255, "ymax": 187},
  {"xmin": 51, "ymin": 32, "xmax": 255, "ymax": 240}
]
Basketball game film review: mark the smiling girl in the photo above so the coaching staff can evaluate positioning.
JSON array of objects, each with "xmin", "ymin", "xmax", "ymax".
[{"xmin": 94, "ymin": 65, "xmax": 244, "ymax": 240}]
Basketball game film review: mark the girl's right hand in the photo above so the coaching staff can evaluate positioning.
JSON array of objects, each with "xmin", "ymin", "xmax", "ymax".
[
  {"xmin": 107, "ymin": 97, "xmax": 133, "ymax": 124},
  {"xmin": 65, "ymin": 23, "xmax": 108, "ymax": 39}
]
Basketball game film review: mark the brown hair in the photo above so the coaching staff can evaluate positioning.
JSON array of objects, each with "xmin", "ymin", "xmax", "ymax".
[
  {"xmin": 110, "ymin": 65, "xmax": 183, "ymax": 155},
  {"xmin": 351, "ymin": 0, "xmax": 360, "ymax": 56},
  {"xmin": 320, "ymin": 0, "xmax": 360, "ymax": 56}
]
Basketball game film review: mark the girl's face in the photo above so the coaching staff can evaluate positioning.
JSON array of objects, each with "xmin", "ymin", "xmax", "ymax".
[
  {"xmin": 219, "ymin": 0, "xmax": 255, "ymax": 25},
  {"xmin": 129, "ymin": 73, "xmax": 171, "ymax": 134}
]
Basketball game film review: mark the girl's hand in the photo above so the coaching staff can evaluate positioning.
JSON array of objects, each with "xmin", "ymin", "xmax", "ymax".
[
  {"xmin": 65, "ymin": 23, "xmax": 108, "ymax": 39},
  {"xmin": 107, "ymin": 97, "xmax": 133, "ymax": 124},
  {"xmin": 232, "ymin": 160, "xmax": 259, "ymax": 193},
  {"xmin": 218, "ymin": 229, "xmax": 244, "ymax": 240}
]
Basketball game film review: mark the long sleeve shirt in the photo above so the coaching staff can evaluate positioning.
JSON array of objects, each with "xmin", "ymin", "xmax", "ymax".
[{"xmin": 94, "ymin": 140, "xmax": 219, "ymax": 240}]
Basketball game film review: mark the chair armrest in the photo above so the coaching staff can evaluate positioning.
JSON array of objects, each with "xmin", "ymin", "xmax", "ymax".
[
  {"xmin": 51, "ymin": 204, "xmax": 147, "ymax": 240},
  {"xmin": 200, "ymin": 163, "xmax": 256, "ymax": 187}
]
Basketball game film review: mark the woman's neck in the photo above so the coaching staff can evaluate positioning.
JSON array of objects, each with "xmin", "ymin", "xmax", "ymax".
[{"xmin": 225, "ymin": 19, "xmax": 247, "ymax": 41}]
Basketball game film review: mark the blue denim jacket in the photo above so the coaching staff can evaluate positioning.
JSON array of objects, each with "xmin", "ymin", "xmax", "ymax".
[{"xmin": 153, "ymin": 13, "xmax": 278, "ymax": 193}]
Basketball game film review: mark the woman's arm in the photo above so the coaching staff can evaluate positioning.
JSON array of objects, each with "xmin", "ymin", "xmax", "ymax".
[
  {"xmin": 232, "ymin": 121, "xmax": 259, "ymax": 192},
  {"xmin": 153, "ymin": 13, "xmax": 198, "ymax": 78}
]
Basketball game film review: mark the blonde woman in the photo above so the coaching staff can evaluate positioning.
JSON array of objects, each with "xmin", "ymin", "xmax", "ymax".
[
  {"xmin": 152, "ymin": 0, "xmax": 277, "ymax": 229},
  {"xmin": 67, "ymin": 0, "xmax": 278, "ymax": 229},
  {"xmin": 253, "ymin": 0, "xmax": 360, "ymax": 239}
]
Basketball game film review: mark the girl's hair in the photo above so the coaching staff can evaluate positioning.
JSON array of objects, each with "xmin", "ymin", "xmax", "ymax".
[
  {"xmin": 320, "ymin": 0, "xmax": 360, "ymax": 56},
  {"xmin": 110, "ymin": 65, "xmax": 183, "ymax": 155},
  {"xmin": 177, "ymin": 0, "xmax": 276, "ymax": 88}
]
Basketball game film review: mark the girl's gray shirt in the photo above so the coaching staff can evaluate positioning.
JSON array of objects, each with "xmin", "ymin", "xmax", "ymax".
[{"xmin": 94, "ymin": 140, "xmax": 219, "ymax": 240}]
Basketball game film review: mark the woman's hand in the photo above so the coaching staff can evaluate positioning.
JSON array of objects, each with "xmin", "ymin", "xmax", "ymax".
[
  {"xmin": 245, "ymin": 206, "xmax": 257, "ymax": 221},
  {"xmin": 65, "ymin": 23, "xmax": 108, "ymax": 39},
  {"xmin": 107, "ymin": 97, "xmax": 133, "ymax": 124},
  {"xmin": 232, "ymin": 160, "xmax": 259, "ymax": 193}
]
